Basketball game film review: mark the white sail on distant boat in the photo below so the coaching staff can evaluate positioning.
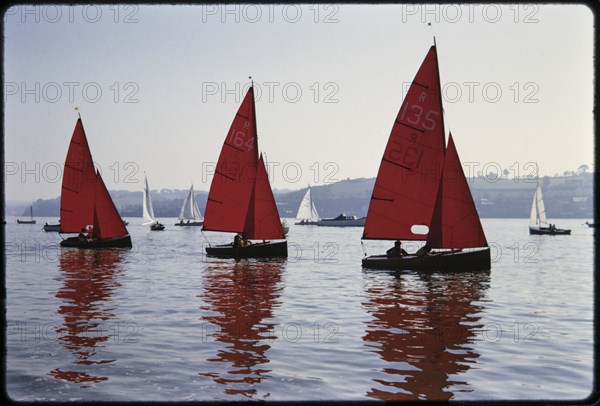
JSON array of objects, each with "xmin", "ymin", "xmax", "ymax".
[
  {"xmin": 143, "ymin": 174, "xmax": 164, "ymax": 231},
  {"xmin": 295, "ymin": 186, "xmax": 320, "ymax": 225},
  {"xmin": 529, "ymin": 182, "xmax": 570, "ymax": 235},
  {"xmin": 175, "ymin": 184, "xmax": 204, "ymax": 226}
]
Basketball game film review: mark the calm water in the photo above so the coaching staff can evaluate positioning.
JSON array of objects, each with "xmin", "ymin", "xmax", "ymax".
[{"xmin": 4, "ymin": 217, "xmax": 594, "ymax": 401}]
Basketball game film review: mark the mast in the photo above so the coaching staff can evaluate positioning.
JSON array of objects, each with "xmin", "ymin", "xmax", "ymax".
[{"xmin": 249, "ymin": 76, "xmax": 259, "ymax": 163}]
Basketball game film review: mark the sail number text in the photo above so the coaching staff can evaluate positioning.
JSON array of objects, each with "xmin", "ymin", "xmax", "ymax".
[{"xmin": 398, "ymin": 103, "xmax": 440, "ymax": 131}]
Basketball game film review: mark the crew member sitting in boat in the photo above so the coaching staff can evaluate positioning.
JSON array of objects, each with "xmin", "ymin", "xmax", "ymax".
[
  {"xmin": 233, "ymin": 233, "xmax": 242, "ymax": 247},
  {"xmin": 416, "ymin": 243, "xmax": 431, "ymax": 257},
  {"xmin": 387, "ymin": 240, "xmax": 408, "ymax": 257}
]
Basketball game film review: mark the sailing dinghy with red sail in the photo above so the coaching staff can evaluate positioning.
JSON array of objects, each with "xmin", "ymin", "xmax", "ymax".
[
  {"xmin": 59, "ymin": 117, "xmax": 132, "ymax": 248},
  {"xmin": 361, "ymin": 44, "xmax": 490, "ymax": 271},
  {"xmin": 203, "ymin": 84, "xmax": 287, "ymax": 258}
]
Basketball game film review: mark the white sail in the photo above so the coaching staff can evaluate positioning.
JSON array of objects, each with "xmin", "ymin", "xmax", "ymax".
[
  {"xmin": 142, "ymin": 175, "xmax": 157, "ymax": 225},
  {"xmin": 530, "ymin": 182, "xmax": 548, "ymax": 227},
  {"xmin": 295, "ymin": 186, "xmax": 320, "ymax": 222},
  {"xmin": 179, "ymin": 184, "xmax": 204, "ymax": 221}
]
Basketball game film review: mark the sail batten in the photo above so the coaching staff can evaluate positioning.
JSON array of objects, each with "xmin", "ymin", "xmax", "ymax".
[{"xmin": 362, "ymin": 45, "xmax": 446, "ymax": 241}]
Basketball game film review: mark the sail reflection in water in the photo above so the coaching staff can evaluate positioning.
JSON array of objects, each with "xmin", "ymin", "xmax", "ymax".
[
  {"xmin": 198, "ymin": 260, "xmax": 285, "ymax": 398},
  {"xmin": 49, "ymin": 249, "xmax": 125, "ymax": 384},
  {"xmin": 362, "ymin": 270, "xmax": 490, "ymax": 400}
]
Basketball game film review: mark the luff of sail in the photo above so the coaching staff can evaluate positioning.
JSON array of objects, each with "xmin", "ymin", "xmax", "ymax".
[
  {"xmin": 426, "ymin": 134, "xmax": 488, "ymax": 249},
  {"xmin": 296, "ymin": 186, "xmax": 319, "ymax": 222},
  {"xmin": 143, "ymin": 175, "xmax": 156, "ymax": 225},
  {"xmin": 243, "ymin": 154, "xmax": 285, "ymax": 240},
  {"xmin": 362, "ymin": 46, "xmax": 446, "ymax": 241},
  {"xmin": 203, "ymin": 87, "xmax": 258, "ymax": 233},
  {"xmin": 92, "ymin": 171, "xmax": 129, "ymax": 240},
  {"xmin": 60, "ymin": 118, "xmax": 97, "ymax": 233},
  {"xmin": 530, "ymin": 182, "xmax": 547, "ymax": 227}
]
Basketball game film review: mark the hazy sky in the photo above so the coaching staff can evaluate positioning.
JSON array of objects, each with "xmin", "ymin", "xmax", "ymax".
[{"xmin": 4, "ymin": 4, "xmax": 594, "ymax": 202}]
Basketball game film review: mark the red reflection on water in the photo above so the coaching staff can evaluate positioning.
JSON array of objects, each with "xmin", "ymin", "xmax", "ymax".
[
  {"xmin": 49, "ymin": 249, "xmax": 125, "ymax": 384},
  {"xmin": 198, "ymin": 259, "xmax": 284, "ymax": 398},
  {"xmin": 362, "ymin": 270, "xmax": 490, "ymax": 400}
]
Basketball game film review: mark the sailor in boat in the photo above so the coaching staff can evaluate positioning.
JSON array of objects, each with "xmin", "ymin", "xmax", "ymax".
[
  {"xmin": 77, "ymin": 225, "xmax": 94, "ymax": 242},
  {"xmin": 386, "ymin": 240, "xmax": 408, "ymax": 257}
]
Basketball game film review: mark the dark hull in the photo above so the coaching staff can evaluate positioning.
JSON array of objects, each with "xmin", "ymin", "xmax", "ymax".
[
  {"xmin": 362, "ymin": 248, "xmax": 491, "ymax": 272},
  {"xmin": 151, "ymin": 223, "xmax": 165, "ymax": 231},
  {"xmin": 206, "ymin": 241, "xmax": 288, "ymax": 259},
  {"xmin": 295, "ymin": 221, "xmax": 319, "ymax": 225},
  {"xmin": 60, "ymin": 235, "xmax": 132, "ymax": 249},
  {"xmin": 43, "ymin": 224, "xmax": 60, "ymax": 232},
  {"xmin": 529, "ymin": 226, "xmax": 571, "ymax": 235},
  {"xmin": 174, "ymin": 221, "xmax": 203, "ymax": 227},
  {"xmin": 17, "ymin": 219, "xmax": 36, "ymax": 224}
]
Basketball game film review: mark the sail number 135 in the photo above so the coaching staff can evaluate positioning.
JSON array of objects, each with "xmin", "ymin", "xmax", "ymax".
[{"xmin": 399, "ymin": 103, "xmax": 439, "ymax": 131}]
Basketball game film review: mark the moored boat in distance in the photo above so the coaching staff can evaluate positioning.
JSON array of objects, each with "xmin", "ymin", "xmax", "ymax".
[
  {"xmin": 361, "ymin": 42, "xmax": 490, "ymax": 272},
  {"xmin": 528, "ymin": 182, "xmax": 571, "ymax": 235},
  {"xmin": 317, "ymin": 213, "xmax": 366, "ymax": 227},
  {"xmin": 43, "ymin": 221, "xmax": 61, "ymax": 232},
  {"xmin": 58, "ymin": 116, "xmax": 132, "ymax": 249},
  {"xmin": 17, "ymin": 206, "xmax": 36, "ymax": 224},
  {"xmin": 174, "ymin": 184, "xmax": 204, "ymax": 226},
  {"xmin": 584, "ymin": 221, "xmax": 596, "ymax": 228},
  {"xmin": 203, "ymin": 81, "xmax": 287, "ymax": 259},
  {"xmin": 294, "ymin": 186, "xmax": 320, "ymax": 225}
]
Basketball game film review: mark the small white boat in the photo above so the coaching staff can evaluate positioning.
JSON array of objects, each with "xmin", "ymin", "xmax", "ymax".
[
  {"xmin": 175, "ymin": 184, "xmax": 204, "ymax": 226},
  {"xmin": 529, "ymin": 182, "xmax": 570, "ymax": 235},
  {"xmin": 294, "ymin": 186, "xmax": 320, "ymax": 225},
  {"xmin": 143, "ymin": 174, "xmax": 165, "ymax": 231}
]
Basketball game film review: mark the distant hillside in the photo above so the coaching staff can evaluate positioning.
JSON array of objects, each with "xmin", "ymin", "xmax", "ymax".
[{"xmin": 6, "ymin": 173, "xmax": 594, "ymax": 219}]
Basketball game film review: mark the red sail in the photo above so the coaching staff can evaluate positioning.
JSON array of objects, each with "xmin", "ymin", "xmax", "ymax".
[
  {"xmin": 60, "ymin": 118, "xmax": 97, "ymax": 233},
  {"xmin": 203, "ymin": 87, "xmax": 259, "ymax": 233},
  {"xmin": 427, "ymin": 134, "xmax": 487, "ymax": 249},
  {"xmin": 363, "ymin": 46, "xmax": 446, "ymax": 240},
  {"xmin": 243, "ymin": 155, "xmax": 285, "ymax": 240},
  {"xmin": 92, "ymin": 171, "xmax": 129, "ymax": 240}
]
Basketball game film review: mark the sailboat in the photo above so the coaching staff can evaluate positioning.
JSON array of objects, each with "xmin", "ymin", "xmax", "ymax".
[
  {"xmin": 361, "ymin": 43, "xmax": 490, "ymax": 271},
  {"xmin": 59, "ymin": 117, "xmax": 132, "ymax": 248},
  {"xmin": 174, "ymin": 184, "xmax": 204, "ymax": 226},
  {"xmin": 17, "ymin": 205, "xmax": 36, "ymax": 224},
  {"xmin": 203, "ymin": 83, "xmax": 287, "ymax": 258},
  {"xmin": 294, "ymin": 186, "xmax": 320, "ymax": 225},
  {"xmin": 529, "ymin": 182, "xmax": 571, "ymax": 235},
  {"xmin": 143, "ymin": 174, "xmax": 165, "ymax": 231}
]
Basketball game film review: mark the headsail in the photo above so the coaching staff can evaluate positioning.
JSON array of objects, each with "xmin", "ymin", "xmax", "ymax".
[
  {"xmin": 295, "ymin": 186, "xmax": 320, "ymax": 222},
  {"xmin": 203, "ymin": 87, "xmax": 259, "ymax": 233},
  {"xmin": 426, "ymin": 134, "xmax": 488, "ymax": 249},
  {"xmin": 243, "ymin": 154, "xmax": 285, "ymax": 240},
  {"xmin": 60, "ymin": 118, "xmax": 97, "ymax": 233},
  {"xmin": 92, "ymin": 171, "xmax": 129, "ymax": 240},
  {"xmin": 363, "ymin": 46, "xmax": 446, "ymax": 240},
  {"xmin": 143, "ymin": 174, "xmax": 156, "ymax": 225}
]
